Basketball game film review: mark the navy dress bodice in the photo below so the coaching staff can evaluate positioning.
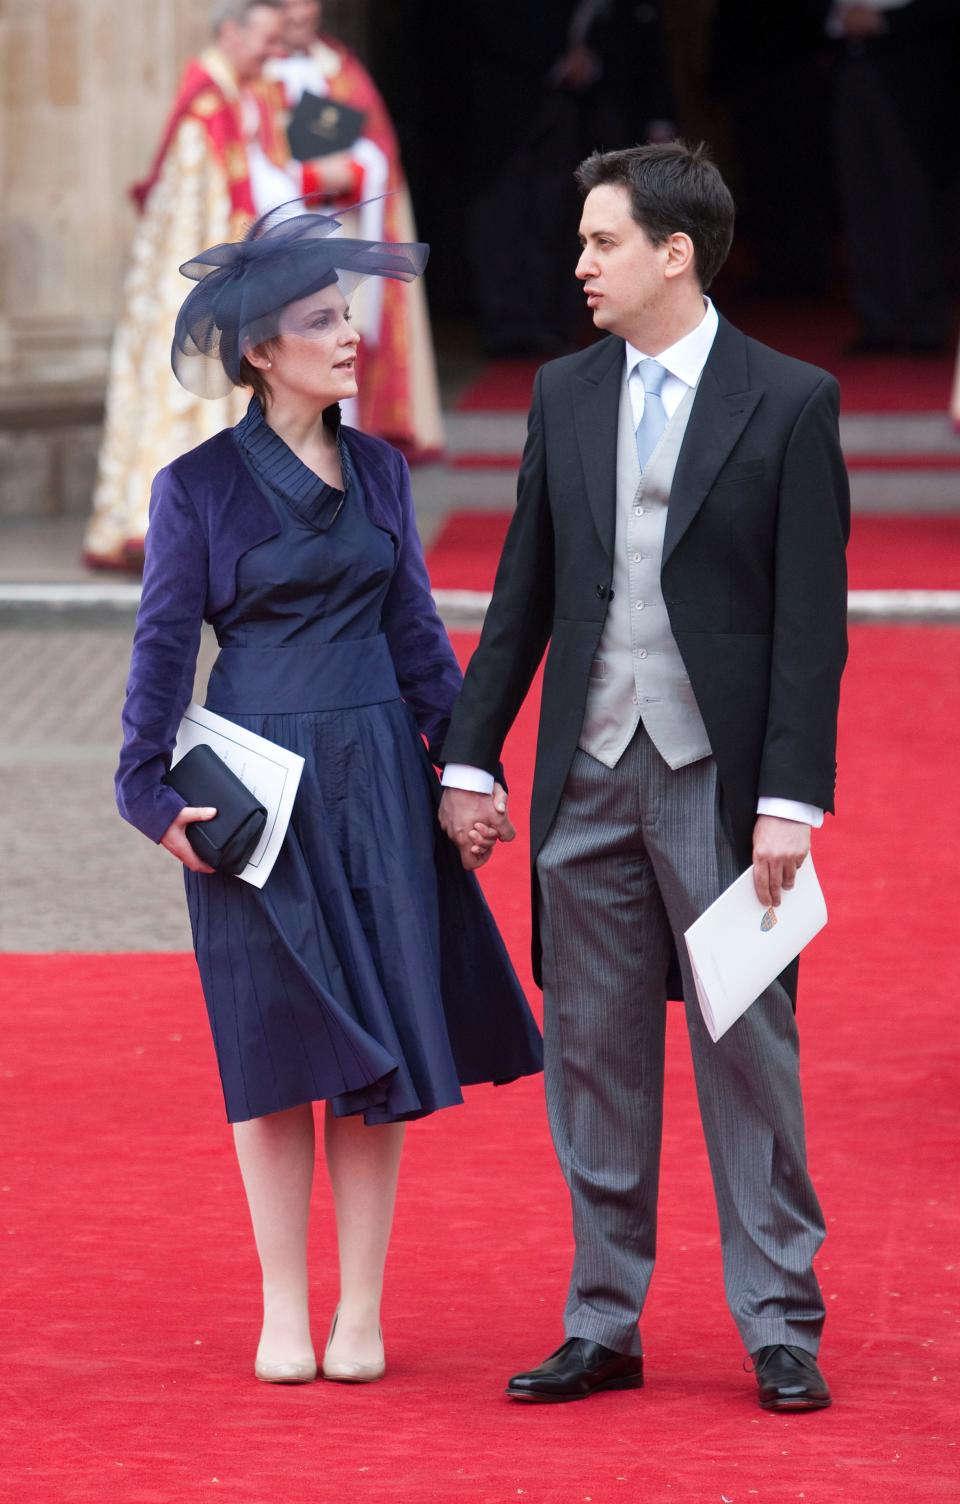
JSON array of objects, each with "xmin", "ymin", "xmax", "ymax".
[
  {"xmin": 205, "ymin": 421, "xmax": 403, "ymax": 718},
  {"xmin": 212, "ymin": 432, "xmax": 394, "ymax": 650},
  {"xmin": 183, "ymin": 400, "xmax": 542, "ymax": 1126}
]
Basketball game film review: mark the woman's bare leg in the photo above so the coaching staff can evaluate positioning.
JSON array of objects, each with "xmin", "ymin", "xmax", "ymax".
[
  {"xmin": 323, "ymin": 1105, "xmax": 405, "ymax": 1368},
  {"xmin": 233, "ymin": 1103, "xmax": 316, "ymax": 1373}
]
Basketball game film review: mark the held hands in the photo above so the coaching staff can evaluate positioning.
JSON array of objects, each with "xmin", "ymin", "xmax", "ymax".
[
  {"xmin": 438, "ymin": 784, "xmax": 516, "ymax": 870},
  {"xmin": 752, "ymin": 814, "xmax": 811, "ymax": 909},
  {"xmin": 160, "ymin": 806, "xmax": 218, "ymax": 874}
]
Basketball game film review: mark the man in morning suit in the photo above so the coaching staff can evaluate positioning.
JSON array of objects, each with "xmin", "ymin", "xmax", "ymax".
[{"xmin": 438, "ymin": 143, "xmax": 849, "ymax": 1410}]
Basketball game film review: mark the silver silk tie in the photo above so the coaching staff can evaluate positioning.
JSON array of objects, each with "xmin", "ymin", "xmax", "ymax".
[{"xmin": 634, "ymin": 358, "xmax": 669, "ymax": 472}]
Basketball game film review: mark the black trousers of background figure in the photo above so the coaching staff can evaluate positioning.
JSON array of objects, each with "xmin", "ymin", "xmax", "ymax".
[{"xmin": 835, "ymin": 56, "xmax": 948, "ymax": 347}]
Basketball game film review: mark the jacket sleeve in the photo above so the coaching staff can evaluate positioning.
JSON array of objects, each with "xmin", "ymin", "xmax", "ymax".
[
  {"xmin": 115, "ymin": 465, "xmax": 208, "ymax": 841},
  {"xmin": 440, "ymin": 367, "xmax": 555, "ymax": 775},
  {"xmin": 379, "ymin": 448, "xmax": 464, "ymax": 764},
  {"xmin": 758, "ymin": 374, "xmax": 850, "ymax": 813}
]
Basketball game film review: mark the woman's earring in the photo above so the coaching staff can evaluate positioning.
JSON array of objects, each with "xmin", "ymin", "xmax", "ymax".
[{"xmin": 264, "ymin": 362, "xmax": 272, "ymax": 369}]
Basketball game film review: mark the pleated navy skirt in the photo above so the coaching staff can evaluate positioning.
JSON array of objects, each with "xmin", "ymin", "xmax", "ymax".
[{"xmin": 186, "ymin": 635, "xmax": 542, "ymax": 1123}]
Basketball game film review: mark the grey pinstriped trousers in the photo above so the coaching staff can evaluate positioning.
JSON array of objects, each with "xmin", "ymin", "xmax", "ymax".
[{"xmin": 537, "ymin": 723, "xmax": 827, "ymax": 1358}]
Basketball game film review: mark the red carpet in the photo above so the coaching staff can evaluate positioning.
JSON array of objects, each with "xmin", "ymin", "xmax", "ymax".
[
  {"xmin": 427, "ymin": 512, "xmax": 960, "ymax": 593},
  {"xmin": 3, "ymin": 625, "xmax": 959, "ymax": 1501},
  {"xmin": 455, "ymin": 305, "xmax": 956, "ymax": 414}
]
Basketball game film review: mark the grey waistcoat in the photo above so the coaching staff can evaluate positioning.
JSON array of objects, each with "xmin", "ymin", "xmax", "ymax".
[{"xmin": 578, "ymin": 369, "xmax": 712, "ymax": 770}]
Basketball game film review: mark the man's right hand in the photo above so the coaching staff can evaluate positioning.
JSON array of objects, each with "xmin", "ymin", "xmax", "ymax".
[
  {"xmin": 160, "ymin": 807, "xmax": 218, "ymax": 874},
  {"xmin": 438, "ymin": 785, "xmax": 516, "ymax": 870}
]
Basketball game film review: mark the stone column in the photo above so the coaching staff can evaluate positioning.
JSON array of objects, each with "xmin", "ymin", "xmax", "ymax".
[
  {"xmin": 0, "ymin": 0, "xmax": 371, "ymax": 386},
  {"xmin": 1, "ymin": 0, "xmax": 212, "ymax": 384},
  {"xmin": 0, "ymin": 1, "xmax": 370, "ymax": 519}
]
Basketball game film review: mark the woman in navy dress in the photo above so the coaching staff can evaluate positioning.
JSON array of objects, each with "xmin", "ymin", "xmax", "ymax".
[{"xmin": 116, "ymin": 206, "xmax": 542, "ymax": 1386}]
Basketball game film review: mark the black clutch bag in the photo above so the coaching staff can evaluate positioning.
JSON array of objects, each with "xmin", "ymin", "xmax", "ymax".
[
  {"xmin": 287, "ymin": 92, "xmax": 366, "ymax": 160},
  {"xmin": 163, "ymin": 744, "xmax": 267, "ymax": 876}
]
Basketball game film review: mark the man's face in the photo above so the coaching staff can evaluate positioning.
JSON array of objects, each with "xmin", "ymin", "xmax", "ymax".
[
  {"xmin": 281, "ymin": 0, "xmax": 321, "ymax": 51},
  {"xmin": 575, "ymin": 185, "xmax": 670, "ymax": 337},
  {"xmin": 226, "ymin": 6, "xmax": 286, "ymax": 81}
]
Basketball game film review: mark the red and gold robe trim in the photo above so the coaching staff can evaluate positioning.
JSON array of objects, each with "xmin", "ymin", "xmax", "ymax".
[
  {"xmin": 313, "ymin": 35, "xmax": 438, "ymax": 454},
  {"xmin": 130, "ymin": 50, "xmax": 287, "ymax": 230}
]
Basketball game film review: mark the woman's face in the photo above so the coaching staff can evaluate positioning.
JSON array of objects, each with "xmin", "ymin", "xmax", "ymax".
[{"xmin": 251, "ymin": 284, "xmax": 360, "ymax": 408}]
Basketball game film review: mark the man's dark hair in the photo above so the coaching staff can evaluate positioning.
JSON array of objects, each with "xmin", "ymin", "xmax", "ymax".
[{"xmin": 575, "ymin": 142, "xmax": 735, "ymax": 290}]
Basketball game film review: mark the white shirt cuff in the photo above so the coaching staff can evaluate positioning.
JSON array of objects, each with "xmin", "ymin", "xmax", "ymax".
[
  {"xmin": 757, "ymin": 797, "xmax": 824, "ymax": 828},
  {"xmin": 441, "ymin": 763, "xmax": 495, "ymax": 794}
]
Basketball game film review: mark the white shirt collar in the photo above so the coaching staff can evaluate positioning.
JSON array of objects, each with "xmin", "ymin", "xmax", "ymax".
[{"xmin": 624, "ymin": 298, "xmax": 719, "ymax": 390}]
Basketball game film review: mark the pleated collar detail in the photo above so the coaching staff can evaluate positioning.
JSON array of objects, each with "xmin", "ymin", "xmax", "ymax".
[{"xmin": 233, "ymin": 396, "xmax": 350, "ymax": 531}]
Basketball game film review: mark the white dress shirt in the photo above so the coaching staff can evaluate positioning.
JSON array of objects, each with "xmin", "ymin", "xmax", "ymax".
[
  {"xmin": 443, "ymin": 298, "xmax": 823, "ymax": 828},
  {"xmin": 241, "ymin": 94, "xmax": 301, "ymax": 217}
]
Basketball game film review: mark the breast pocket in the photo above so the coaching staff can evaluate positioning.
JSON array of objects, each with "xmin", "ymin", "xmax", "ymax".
[{"xmin": 715, "ymin": 458, "xmax": 766, "ymax": 485}]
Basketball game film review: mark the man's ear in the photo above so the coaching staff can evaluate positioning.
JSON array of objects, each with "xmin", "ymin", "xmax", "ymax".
[{"xmin": 663, "ymin": 233, "xmax": 696, "ymax": 281}]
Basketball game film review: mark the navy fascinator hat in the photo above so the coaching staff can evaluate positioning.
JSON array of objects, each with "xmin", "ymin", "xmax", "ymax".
[{"xmin": 171, "ymin": 198, "xmax": 429, "ymax": 398}]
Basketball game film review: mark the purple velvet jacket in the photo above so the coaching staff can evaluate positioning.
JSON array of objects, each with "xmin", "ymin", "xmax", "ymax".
[{"xmin": 116, "ymin": 424, "xmax": 464, "ymax": 843}]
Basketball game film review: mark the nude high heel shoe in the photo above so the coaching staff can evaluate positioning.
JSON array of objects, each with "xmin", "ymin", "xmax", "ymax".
[
  {"xmin": 321, "ymin": 1311, "xmax": 386, "ymax": 1383},
  {"xmin": 254, "ymin": 1353, "xmax": 318, "ymax": 1384}
]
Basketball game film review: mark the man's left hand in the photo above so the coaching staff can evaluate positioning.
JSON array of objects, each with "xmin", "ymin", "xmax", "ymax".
[{"xmin": 752, "ymin": 815, "xmax": 811, "ymax": 908}]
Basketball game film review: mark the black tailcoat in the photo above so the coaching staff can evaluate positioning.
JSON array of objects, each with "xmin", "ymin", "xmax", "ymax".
[{"xmin": 441, "ymin": 316, "xmax": 850, "ymax": 997}]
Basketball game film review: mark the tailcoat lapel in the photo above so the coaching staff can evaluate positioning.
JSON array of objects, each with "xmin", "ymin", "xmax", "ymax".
[
  {"xmin": 663, "ymin": 316, "xmax": 761, "ymax": 566},
  {"xmin": 572, "ymin": 335, "xmax": 625, "ymax": 561}
]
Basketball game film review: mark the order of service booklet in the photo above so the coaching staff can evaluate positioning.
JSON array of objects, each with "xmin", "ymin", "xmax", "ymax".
[
  {"xmin": 684, "ymin": 857, "xmax": 828, "ymax": 1042},
  {"xmin": 171, "ymin": 703, "xmax": 304, "ymax": 889}
]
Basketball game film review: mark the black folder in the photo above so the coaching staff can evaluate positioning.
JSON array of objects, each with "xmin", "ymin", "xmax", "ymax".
[{"xmin": 287, "ymin": 92, "xmax": 366, "ymax": 161}]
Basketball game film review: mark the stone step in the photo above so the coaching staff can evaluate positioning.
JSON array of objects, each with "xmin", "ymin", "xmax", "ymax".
[
  {"xmin": 3, "ymin": 399, "xmax": 958, "ymax": 525},
  {"xmin": 2, "ymin": 580, "xmax": 958, "ymax": 629},
  {"xmin": 443, "ymin": 411, "xmax": 960, "ymax": 457},
  {"xmin": 418, "ymin": 465, "xmax": 960, "ymax": 513}
]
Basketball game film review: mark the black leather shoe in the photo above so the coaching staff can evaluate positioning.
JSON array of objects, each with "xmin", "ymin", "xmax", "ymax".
[
  {"xmin": 507, "ymin": 1337, "xmax": 644, "ymax": 1403},
  {"xmin": 752, "ymin": 1345, "xmax": 831, "ymax": 1411}
]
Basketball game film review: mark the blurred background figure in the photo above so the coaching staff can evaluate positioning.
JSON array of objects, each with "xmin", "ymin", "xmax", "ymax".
[
  {"xmin": 568, "ymin": 0, "xmax": 677, "ymax": 149},
  {"xmin": 459, "ymin": 0, "xmax": 675, "ymax": 357},
  {"xmin": 268, "ymin": 0, "xmax": 443, "ymax": 457},
  {"xmin": 709, "ymin": 1, "xmax": 834, "ymax": 298},
  {"xmin": 84, "ymin": 0, "xmax": 293, "ymax": 569},
  {"xmin": 829, "ymin": 0, "xmax": 958, "ymax": 355}
]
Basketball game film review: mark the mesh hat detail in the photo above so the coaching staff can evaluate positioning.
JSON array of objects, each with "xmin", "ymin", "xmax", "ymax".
[{"xmin": 171, "ymin": 198, "xmax": 429, "ymax": 398}]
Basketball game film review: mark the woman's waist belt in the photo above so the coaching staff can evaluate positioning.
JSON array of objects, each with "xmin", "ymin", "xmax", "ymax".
[{"xmin": 205, "ymin": 634, "xmax": 400, "ymax": 714}]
